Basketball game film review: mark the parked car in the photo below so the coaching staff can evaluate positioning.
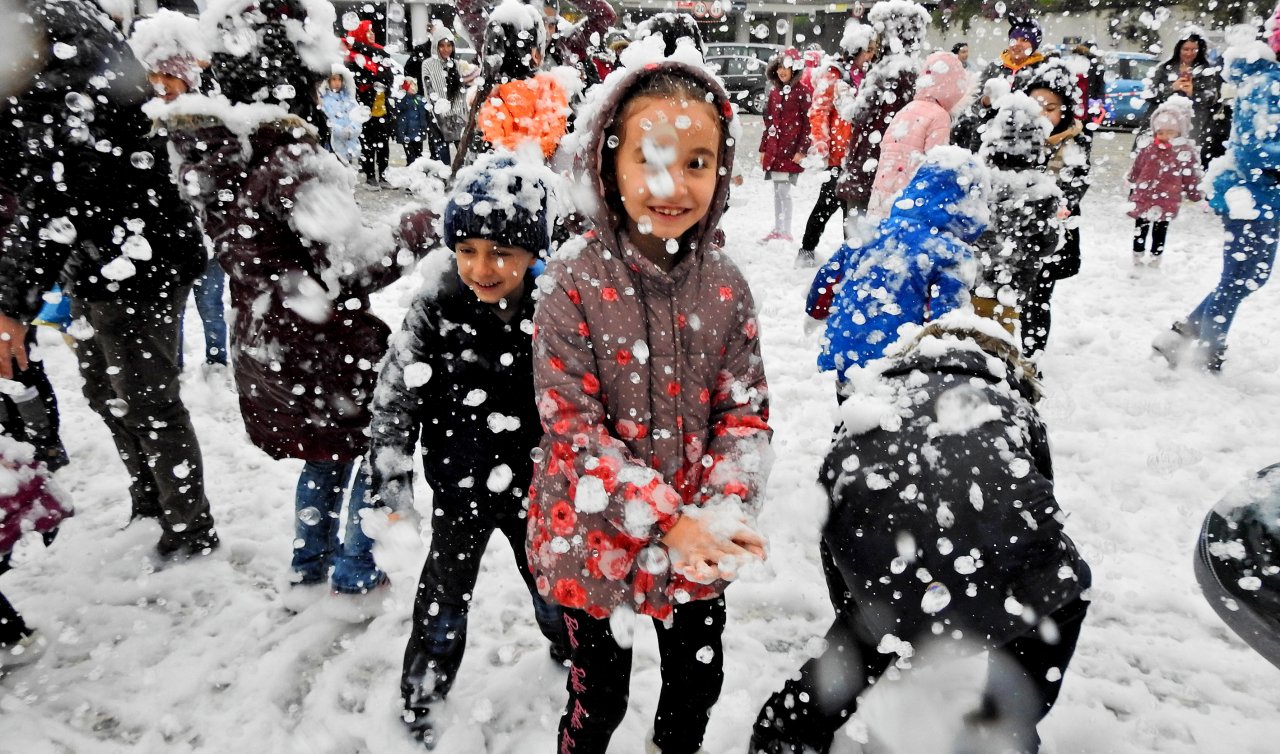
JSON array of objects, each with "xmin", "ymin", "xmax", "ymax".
[
  {"xmin": 706, "ymin": 43, "xmax": 782, "ymax": 66},
  {"xmin": 1101, "ymin": 50, "xmax": 1158, "ymax": 129},
  {"xmin": 706, "ymin": 54, "xmax": 769, "ymax": 114}
]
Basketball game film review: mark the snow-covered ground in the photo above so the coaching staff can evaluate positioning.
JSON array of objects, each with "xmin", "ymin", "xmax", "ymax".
[{"xmin": 3, "ymin": 121, "xmax": 1279, "ymax": 753}]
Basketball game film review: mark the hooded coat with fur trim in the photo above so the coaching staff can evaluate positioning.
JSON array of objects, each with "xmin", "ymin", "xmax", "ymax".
[
  {"xmin": 760, "ymin": 55, "xmax": 813, "ymax": 174},
  {"xmin": 525, "ymin": 61, "xmax": 772, "ymax": 621},
  {"xmin": 867, "ymin": 51, "xmax": 970, "ymax": 218},
  {"xmin": 160, "ymin": 108, "xmax": 438, "ymax": 462},
  {"xmin": 822, "ymin": 337, "xmax": 1089, "ymax": 647}
]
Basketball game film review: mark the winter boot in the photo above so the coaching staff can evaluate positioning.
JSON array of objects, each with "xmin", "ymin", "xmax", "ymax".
[
  {"xmin": 402, "ymin": 705, "xmax": 437, "ymax": 750},
  {"xmin": 1201, "ymin": 345, "xmax": 1226, "ymax": 374},
  {"xmin": 1132, "ymin": 252, "xmax": 1145, "ymax": 267},
  {"xmin": 156, "ymin": 527, "xmax": 221, "ymax": 560},
  {"xmin": 794, "ymin": 248, "xmax": 817, "ymax": 268},
  {"xmin": 1152, "ymin": 322, "xmax": 1196, "ymax": 368},
  {"xmin": 645, "ymin": 729, "xmax": 709, "ymax": 754},
  {"xmin": 0, "ymin": 628, "xmax": 48, "ymax": 672},
  {"xmin": 1149, "ymin": 255, "xmax": 1163, "ymax": 269}
]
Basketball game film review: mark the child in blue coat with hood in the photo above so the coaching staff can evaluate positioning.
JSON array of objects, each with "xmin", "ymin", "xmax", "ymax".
[
  {"xmin": 1154, "ymin": 12, "xmax": 1280, "ymax": 372},
  {"xmin": 806, "ymin": 146, "xmax": 989, "ymax": 399}
]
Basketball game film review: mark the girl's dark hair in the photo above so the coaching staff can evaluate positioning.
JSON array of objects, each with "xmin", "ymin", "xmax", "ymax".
[
  {"xmin": 209, "ymin": 0, "xmax": 323, "ymax": 123},
  {"xmin": 1165, "ymin": 34, "xmax": 1210, "ymax": 69},
  {"xmin": 483, "ymin": 13, "xmax": 545, "ymax": 82},
  {"xmin": 438, "ymin": 38, "xmax": 463, "ymax": 100},
  {"xmin": 951, "ymin": 42, "xmax": 968, "ymax": 54}
]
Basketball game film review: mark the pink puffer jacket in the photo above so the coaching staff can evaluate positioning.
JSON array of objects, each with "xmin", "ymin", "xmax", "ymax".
[{"xmin": 867, "ymin": 52, "xmax": 970, "ymax": 219}]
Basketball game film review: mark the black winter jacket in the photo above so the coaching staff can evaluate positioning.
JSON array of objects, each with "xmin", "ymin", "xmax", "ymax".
[
  {"xmin": 370, "ymin": 257, "xmax": 542, "ymax": 509},
  {"xmin": 0, "ymin": 0, "xmax": 205, "ymax": 320},
  {"xmin": 821, "ymin": 344, "xmax": 1089, "ymax": 647}
]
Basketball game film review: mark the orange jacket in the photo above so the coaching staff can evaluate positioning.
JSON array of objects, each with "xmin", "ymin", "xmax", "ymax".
[
  {"xmin": 478, "ymin": 73, "xmax": 570, "ymax": 160},
  {"xmin": 808, "ymin": 64, "xmax": 854, "ymax": 168}
]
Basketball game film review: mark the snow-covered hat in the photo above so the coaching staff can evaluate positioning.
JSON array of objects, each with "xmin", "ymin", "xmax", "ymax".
[
  {"xmin": 867, "ymin": 0, "xmax": 930, "ymax": 55},
  {"xmin": 839, "ymin": 19, "xmax": 875, "ymax": 56},
  {"xmin": 130, "ymin": 10, "xmax": 207, "ymax": 90},
  {"xmin": 444, "ymin": 153, "xmax": 555, "ymax": 257},
  {"xmin": 1014, "ymin": 58, "xmax": 1080, "ymax": 127},
  {"xmin": 1150, "ymin": 96, "xmax": 1193, "ymax": 136},
  {"xmin": 202, "ymin": 0, "xmax": 340, "ymax": 111},
  {"xmin": 633, "ymin": 12, "xmax": 704, "ymax": 57},
  {"xmin": 483, "ymin": 0, "xmax": 548, "ymax": 80},
  {"xmin": 979, "ymin": 91, "xmax": 1051, "ymax": 169},
  {"xmin": 777, "ymin": 47, "xmax": 805, "ymax": 71}
]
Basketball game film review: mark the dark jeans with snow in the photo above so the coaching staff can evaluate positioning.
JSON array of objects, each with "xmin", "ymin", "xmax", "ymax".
[
  {"xmin": 72, "ymin": 290, "xmax": 216, "ymax": 537},
  {"xmin": 178, "ymin": 257, "xmax": 228, "ymax": 368},
  {"xmin": 558, "ymin": 598, "xmax": 726, "ymax": 754},
  {"xmin": 1133, "ymin": 219, "xmax": 1170, "ymax": 256},
  {"xmin": 801, "ymin": 170, "xmax": 848, "ymax": 253},
  {"xmin": 292, "ymin": 459, "xmax": 380, "ymax": 592},
  {"xmin": 1022, "ymin": 274, "xmax": 1056, "ymax": 359},
  {"xmin": 0, "ymin": 555, "xmax": 31, "ymax": 645},
  {"xmin": 752, "ymin": 543, "xmax": 1088, "ymax": 754},
  {"xmin": 402, "ymin": 138, "xmax": 424, "ymax": 166},
  {"xmin": 401, "ymin": 490, "xmax": 567, "ymax": 715},
  {"xmin": 1184, "ymin": 217, "xmax": 1279, "ymax": 352}
]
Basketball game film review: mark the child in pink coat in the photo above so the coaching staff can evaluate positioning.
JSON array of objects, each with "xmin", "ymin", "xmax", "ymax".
[
  {"xmin": 1127, "ymin": 97, "xmax": 1204, "ymax": 267},
  {"xmin": 866, "ymin": 51, "xmax": 970, "ymax": 220}
]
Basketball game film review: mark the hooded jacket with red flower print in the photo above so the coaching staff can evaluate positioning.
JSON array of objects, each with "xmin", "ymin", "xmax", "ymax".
[{"xmin": 526, "ymin": 61, "xmax": 773, "ymax": 622}]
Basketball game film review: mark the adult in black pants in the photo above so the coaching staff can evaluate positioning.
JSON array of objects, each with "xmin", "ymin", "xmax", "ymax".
[
  {"xmin": 343, "ymin": 20, "xmax": 396, "ymax": 185},
  {"xmin": 751, "ymin": 321, "xmax": 1091, "ymax": 754},
  {"xmin": 0, "ymin": 0, "xmax": 217, "ymax": 558}
]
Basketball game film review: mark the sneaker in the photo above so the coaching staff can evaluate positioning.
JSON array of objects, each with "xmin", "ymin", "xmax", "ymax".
[
  {"xmin": 200, "ymin": 361, "xmax": 230, "ymax": 385},
  {"xmin": 1132, "ymin": 252, "xmax": 1145, "ymax": 266},
  {"xmin": 794, "ymin": 248, "xmax": 817, "ymax": 268},
  {"xmin": 1149, "ymin": 255, "xmax": 1163, "ymax": 269},
  {"xmin": 760, "ymin": 231, "xmax": 782, "ymax": 243},
  {"xmin": 778, "ymin": 233, "xmax": 794, "ymax": 242},
  {"xmin": 0, "ymin": 629, "xmax": 48, "ymax": 671},
  {"xmin": 156, "ymin": 528, "xmax": 221, "ymax": 560},
  {"xmin": 1152, "ymin": 322, "xmax": 1195, "ymax": 368}
]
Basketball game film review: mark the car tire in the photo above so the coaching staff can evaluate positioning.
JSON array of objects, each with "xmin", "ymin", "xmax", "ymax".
[{"xmin": 750, "ymin": 89, "xmax": 767, "ymax": 115}]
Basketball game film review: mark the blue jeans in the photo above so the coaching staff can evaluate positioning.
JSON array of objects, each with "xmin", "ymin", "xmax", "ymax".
[
  {"xmin": 292, "ymin": 459, "xmax": 383, "ymax": 592},
  {"xmin": 1186, "ymin": 217, "xmax": 1279, "ymax": 351},
  {"xmin": 188, "ymin": 257, "xmax": 228, "ymax": 366}
]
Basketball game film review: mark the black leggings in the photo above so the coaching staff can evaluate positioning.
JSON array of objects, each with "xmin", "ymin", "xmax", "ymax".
[
  {"xmin": 1134, "ymin": 219, "xmax": 1170, "ymax": 256},
  {"xmin": 400, "ymin": 491, "xmax": 567, "ymax": 711},
  {"xmin": 558, "ymin": 598, "xmax": 726, "ymax": 754},
  {"xmin": 800, "ymin": 170, "xmax": 848, "ymax": 253},
  {"xmin": 1022, "ymin": 274, "xmax": 1057, "ymax": 359}
]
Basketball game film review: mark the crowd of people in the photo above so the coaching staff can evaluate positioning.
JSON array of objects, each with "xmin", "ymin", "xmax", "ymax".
[{"xmin": 1, "ymin": 0, "xmax": 1279, "ymax": 753}]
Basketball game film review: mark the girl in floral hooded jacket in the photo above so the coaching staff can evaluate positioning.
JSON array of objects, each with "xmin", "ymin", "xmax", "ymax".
[{"xmin": 527, "ymin": 45, "xmax": 772, "ymax": 754}]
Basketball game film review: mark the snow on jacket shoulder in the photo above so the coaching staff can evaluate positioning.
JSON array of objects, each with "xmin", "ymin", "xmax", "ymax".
[
  {"xmin": 822, "ymin": 343, "xmax": 1089, "ymax": 646},
  {"xmin": 527, "ymin": 61, "xmax": 771, "ymax": 621},
  {"xmin": 479, "ymin": 73, "xmax": 571, "ymax": 160},
  {"xmin": 160, "ymin": 106, "xmax": 439, "ymax": 462},
  {"xmin": 836, "ymin": 53, "xmax": 919, "ymax": 210},
  {"xmin": 974, "ymin": 170, "xmax": 1061, "ymax": 299},
  {"xmin": 369, "ymin": 254, "xmax": 542, "ymax": 512},
  {"xmin": 808, "ymin": 63, "xmax": 854, "ymax": 167},
  {"xmin": 1207, "ymin": 49, "xmax": 1280, "ymax": 220},
  {"xmin": 816, "ymin": 156, "xmax": 986, "ymax": 378},
  {"xmin": 1127, "ymin": 139, "xmax": 1203, "ymax": 221}
]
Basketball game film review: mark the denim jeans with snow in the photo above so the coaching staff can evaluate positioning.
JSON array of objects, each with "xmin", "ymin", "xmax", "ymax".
[
  {"xmin": 292, "ymin": 459, "xmax": 382, "ymax": 592},
  {"xmin": 1186, "ymin": 216, "xmax": 1279, "ymax": 351}
]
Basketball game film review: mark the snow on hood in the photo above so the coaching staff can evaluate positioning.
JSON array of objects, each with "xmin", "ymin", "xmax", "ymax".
[
  {"xmin": 887, "ymin": 145, "xmax": 991, "ymax": 241},
  {"xmin": 557, "ymin": 34, "xmax": 739, "ymax": 258},
  {"xmin": 914, "ymin": 50, "xmax": 969, "ymax": 113},
  {"xmin": 840, "ymin": 19, "xmax": 875, "ymax": 55},
  {"xmin": 325, "ymin": 63, "xmax": 356, "ymax": 98},
  {"xmin": 867, "ymin": 0, "xmax": 930, "ymax": 56}
]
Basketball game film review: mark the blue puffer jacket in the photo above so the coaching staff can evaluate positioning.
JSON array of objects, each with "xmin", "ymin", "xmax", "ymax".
[
  {"xmin": 1209, "ymin": 49, "xmax": 1280, "ymax": 220},
  {"xmin": 808, "ymin": 152, "xmax": 988, "ymax": 379},
  {"xmin": 395, "ymin": 93, "xmax": 432, "ymax": 143}
]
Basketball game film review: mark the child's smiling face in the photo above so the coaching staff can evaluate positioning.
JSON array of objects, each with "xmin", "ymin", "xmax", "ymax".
[
  {"xmin": 454, "ymin": 238, "xmax": 536, "ymax": 305},
  {"xmin": 612, "ymin": 95, "xmax": 721, "ymax": 250}
]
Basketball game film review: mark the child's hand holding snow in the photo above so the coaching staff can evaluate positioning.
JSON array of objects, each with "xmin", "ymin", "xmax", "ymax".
[
  {"xmin": 662, "ymin": 496, "xmax": 768, "ymax": 583},
  {"xmin": 364, "ymin": 506, "xmax": 423, "ymax": 575}
]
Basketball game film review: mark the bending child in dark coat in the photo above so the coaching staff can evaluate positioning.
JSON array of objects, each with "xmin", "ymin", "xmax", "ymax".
[
  {"xmin": 366, "ymin": 154, "xmax": 571, "ymax": 747},
  {"xmin": 751, "ymin": 312, "xmax": 1091, "ymax": 754}
]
